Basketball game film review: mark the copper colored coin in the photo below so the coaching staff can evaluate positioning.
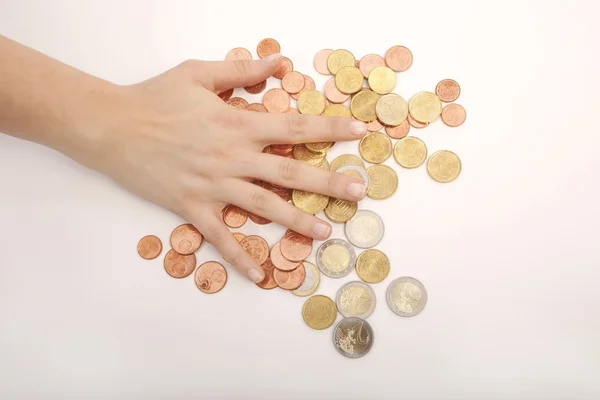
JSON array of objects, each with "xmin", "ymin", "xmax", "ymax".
[
  {"xmin": 164, "ymin": 249, "xmax": 196, "ymax": 279},
  {"xmin": 286, "ymin": 107, "xmax": 300, "ymax": 114},
  {"xmin": 246, "ymin": 103, "xmax": 268, "ymax": 112},
  {"xmin": 226, "ymin": 47, "xmax": 252, "ymax": 61},
  {"xmin": 271, "ymin": 144, "xmax": 294, "ymax": 156},
  {"xmin": 248, "ymin": 212, "xmax": 271, "ymax": 225},
  {"xmin": 240, "ymin": 235, "xmax": 270, "ymax": 265},
  {"xmin": 195, "ymin": 261, "xmax": 228, "ymax": 294},
  {"xmin": 324, "ymin": 78, "xmax": 350, "ymax": 104},
  {"xmin": 359, "ymin": 54, "xmax": 386, "ymax": 78},
  {"xmin": 137, "ymin": 235, "xmax": 163, "ymax": 260},
  {"xmin": 273, "ymin": 57, "xmax": 293, "ymax": 79},
  {"xmin": 270, "ymin": 242, "xmax": 302, "ymax": 271},
  {"xmin": 282, "ymin": 71, "xmax": 305, "ymax": 94},
  {"xmin": 218, "ymin": 89, "xmax": 233, "ymax": 101},
  {"xmin": 366, "ymin": 119, "xmax": 383, "ymax": 132},
  {"xmin": 263, "ymin": 88, "xmax": 290, "ymax": 113},
  {"xmin": 233, "ymin": 232, "xmax": 246, "ymax": 243},
  {"xmin": 314, "ymin": 49, "xmax": 334, "ymax": 75},
  {"xmin": 291, "ymin": 75, "xmax": 316, "ymax": 100},
  {"xmin": 244, "ymin": 80, "xmax": 267, "ymax": 95},
  {"xmin": 280, "ymin": 230, "xmax": 313, "ymax": 262},
  {"xmin": 257, "ymin": 38, "xmax": 281, "ymax": 59},
  {"xmin": 408, "ymin": 113, "xmax": 428, "ymax": 129},
  {"xmin": 226, "ymin": 97, "xmax": 249, "ymax": 109},
  {"xmin": 385, "ymin": 45, "xmax": 413, "ymax": 72},
  {"xmin": 222, "ymin": 204, "xmax": 248, "ymax": 228},
  {"xmin": 385, "ymin": 119, "xmax": 411, "ymax": 139},
  {"xmin": 435, "ymin": 79, "xmax": 461, "ymax": 102},
  {"xmin": 441, "ymin": 103, "xmax": 467, "ymax": 127},
  {"xmin": 256, "ymin": 257, "xmax": 278, "ymax": 290},
  {"xmin": 273, "ymin": 263, "xmax": 306, "ymax": 290},
  {"xmin": 170, "ymin": 223, "xmax": 203, "ymax": 255}
]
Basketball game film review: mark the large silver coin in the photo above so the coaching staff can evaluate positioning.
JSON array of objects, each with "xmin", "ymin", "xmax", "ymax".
[
  {"xmin": 333, "ymin": 317, "xmax": 374, "ymax": 359},
  {"xmin": 386, "ymin": 277, "xmax": 428, "ymax": 317},
  {"xmin": 316, "ymin": 238, "xmax": 356, "ymax": 278},
  {"xmin": 335, "ymin": 281, "xmax": 377, "ymax": 319},
  {"xmin": 292, "ymin": 261, "xmax": 321, "ymax": 297},
  {"xmin": 336, "ymin": 164, "xmax": 370, "ymax": 188},
  {"xmin": 344, "ymin": 209, "xmax": 385, "ymax": 248}
]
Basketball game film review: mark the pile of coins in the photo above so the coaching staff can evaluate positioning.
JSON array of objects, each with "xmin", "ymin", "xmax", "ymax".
[{"xmin": 136, "ymin": 38, "xmax": 466, "ymax": 358}]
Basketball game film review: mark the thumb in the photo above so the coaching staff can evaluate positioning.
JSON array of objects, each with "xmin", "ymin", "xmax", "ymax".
[{"xmin": 204, "ymin": 53, "xmax": 282, "ymax": 93}]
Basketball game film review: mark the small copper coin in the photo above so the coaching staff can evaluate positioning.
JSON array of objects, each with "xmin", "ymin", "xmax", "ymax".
[
  {"xmin": 248, "ymin": 212, "xmax": 271, "ymax": 225},
  {"xmin": 324, "ymin": 78, "xmax": 350, "ymax": 104},
  {"xmin": 291, "ymin": 75, "xmax": 315, "ymax": 100},
  {"xmin": 246, "ymin": 103, "xmax": 268, "ymax": 112},
  {"xmin": 257, "ymin": 38, "xmax": 280, "ymax": 59},
  {"xmin": 244, "ymin": 80, "xmax": 267, "ymax": 95},
  {"xmin": 195, "ymin": 261, "xmax": 228, "ymax": 294},
  {"xmin": 273, "ymin": 57, "xmax": 293, "ymax": 79},
  {"xmin": 273, "ymin": 263, "xmax": 306, "ymax": 290},
  {"xmin": 164, "ymin": 249, "xmax": 196, "ymax": 279},
  {"xmin": 222, "ymin": 205, "xmax": 248, "ymax": 228},
  {"xmin": 263, "ymin": 88, "xmax": 290, "ymax": 113},
  {"xmin": 282, "ymin": 71, "xmax": 305, "ymax": 94},
  {"xmin": 270, "ymin": 242, "xmax": 302, "ymax": 271},
  {"xmin": 226, "ymin": 97, "xmax": 249, "ymax": 109},
  {"xmin": 280, "ymin": 230, "xmax": 313, "ymax": 262},
  {"xmin": 314, "ymin": 49, "xmax": 334, "ymax": 75},
  {"xmin": 137, "ymin": 235, "xmax": 163, "ymax": 260},
  {"xmin": 286, "ymin": 107, "xmax": 300, "ymax": 114},
  {"xmin": 385, "ymin": 119, "xmax": 411, "ymax": 139},
  {"xmin": 256, "ymin": 257, "xmax": 278, "ymax": 290},
  {"xmin": 226, "ymin": 47, "xmax": 252, "ymax": 61},
  {"xmin": 233, "ymin": 232, "xmax": 246, "ymax": 243},
  {"xmin": 441, "ymin": 103, "xmax": 467, "ymax": 127},
  {"xmin": 366, "ymin": 119, "xmax": 383, "ymax": 132},
  {"xmin": 408, "ymin": 114, "xmax": 428, "ymax": 129},
  {"xmin": 218, "ymin": 89, "xmax": 233, "ymax": 101},
  {"xmin": 240, "ymin": 235, "xmax": 270, "ymax": 265},
  {"xmin": 359, "ymin": 54, "xmax": 386, "ymax": 78},
  {"xmin": 435, "ymin": 79, "xmax": 461, "ymax": 102},
  {"xmin": 170, "ymin": 224, "xmax": 203, "ymax": 255},
  {"xmin": 385, "ymin": 45, "xmax": 413, "ymax": 72},
  {"xmin": 270, "ymin": 144, "xmax": 294, "ymax": 156}
]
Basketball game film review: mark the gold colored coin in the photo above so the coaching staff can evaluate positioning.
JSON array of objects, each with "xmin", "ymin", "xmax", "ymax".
[
  {"xmin": 306, "ymin": 141, "xmax": 334, "ymax": 153},
  {"xmin": 293, "ymin": 144, "xmax": 326, "ymax": 165},
  {"xmin": 375, "ymin": 93, "xmax": 408, "ymax": 126},
  {"xmin": 368, "ymin": 66, "xmax": 396, "ymax": 95},
  {"xmin": 292, "ymin": 189, "xmax": 329, "ymax": 214},
  {"xmin": 323, "ymin": 104, "xmax": 352, "ymax": 118},
  {"xmin": 298, "ymin": 89, "xmax": 326, "ymax": 115},
  {"xmin": 330, "ymin": 154, "xmax": 365, "ymax": 171},
  {"xmin": 302, "ymin": 295, "xmax": 338, "ymax": 330},
  {"xmin": 327, "ymin": 49, "xmax": 356, "ymax": 75},
  {"xmin": 350, "ymin": 90, "xmax": 380, "ymax": 122},
  {"xmin": 356, "ymin": 249, "xmax": 390, "ymax": 284},
  {"xmin": 358, "ymin": 132, "xmax": 392, "ymax": 164},
  {"xmin": 366, "ymin": 164, "xmax": 398, "ymax": 200},
  {"xmin": 334, "ymin": 66, "xmax": 364, "ymax": 94},
  {"xmin": 320, "ymin": 158, "xmax": 330, "ymax": 170},
  {"xmin": 427, "ymin": 150, "xmax": 461, "ymax": 183},
  {"xmin": 408, "ymin": 91, "xmax": 442, "ymax": 123},
  {"xmin": 324, "ymin": 197, "xmax": 358, "ymax": 223},
  {"xmin": 321, "ymin": 244, "xmax": 351, "ymax": 273},
  {"xmin": 393, "ymin": 137, "xmax": 427, "ymax": 169},
  {"xmin": 340, "ymin": 169, "xmax": 363, "ymax": 180}
]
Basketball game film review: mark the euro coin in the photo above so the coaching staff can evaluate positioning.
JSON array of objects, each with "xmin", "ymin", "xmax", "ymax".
[
  {"xmin": 427, "ymin": 150, "xmax": 461, "ymax": 183},
  {"xmin": 137, "ymin": 235, "xmax": 162, "ymax": 260},
  {"xmin": 323, "ymin": 104, "xmax": 352, "ymax": 118},
  {"xmin": 316, "ymin": 238, "xmax": 357, "ymax": 278},
  {"xmin": 335, "ymin": 281, "xmax": 377, "ymax": 319},
  {"xmin": 334, "ymin": 66, "xmax": 364, "ymax": 94},
  {"xmin": 324, "ymin": 197, "xmax": 358, "ymax": 223},
  {"xmin": 375, "ymin": 93, "xmax": 408, "ymax": 126},
  {"xmin": 358, "ymin": 132, "xmax": 392, "ymax": 164},
  {"xmin": 408, "ymin": 91, "xmax": 442, "ymax": 123},
  {"xmin": 298, "ymin": 89, "xmax": 326, "ymax": 115},
  {"xmin": 344, "ymin": 210, "xmax": 385, "ymax": 248},
  {"xmin": 292, "ymin": 261, "xmax": 321, "ymax": 297},
  {"xmin": 386, "ymin": 277, "xmax": 427, "ymax": 317},
  {"xmin": 302, "ymin": 295, "xmax": 338, "ymax": 330},
  {"xmin": 336, "ymin": 164, "xmax": 369, "ymax": 188},
  {"xmin": 366, "ymin": 165, "xmax": 398, "ymax": 200},
  {"xmin": 356, "ymin": 249, "xmax": 390, "ymax": 284},
  {"xmin": 293, "ymin": 144, "xmax": 326, "ymax": 166},
  {"xmin": 368, "ymin": 66, "xmax": 396, "ymax": 95},
  {"xmin": 333, "ymin": 317, "xmax": 374, "ymax": 359},
  {"xmin": 292, "ymin": 189, "xmax": 329, "ymax": 214},
  {"xmin": 350, "ymin": 90, "xmax": 380, "ymax": 122},
  {"xmin": 393, "ymin": 136, "xmax": 428, "ymax": 169},
  {"xmin": 327, "ymin": 49, "xmax": 355, "ymax": 75},
  {"xmin": 330, "ymin": 154, "xmax": 365, "ymax": 172}
]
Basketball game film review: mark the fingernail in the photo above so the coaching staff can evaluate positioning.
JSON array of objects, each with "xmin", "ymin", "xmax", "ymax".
[
  {"xmin": 350, "ymin": 121, "xmax": 367, "ymax": 136},
  {"xmin": 249, "ymin": 268, "xmax": 265, "ymax": 283},
  {"xmin": 313, "ymin": 222, "xmax": 331, "ymax": 239},
  {"xmin": 263, "ymin": 53, "xmax": 281, "ymax": 63},
  {"xmin": 347, "ymin": 182, "xmax": 367, "ymax": 199}
]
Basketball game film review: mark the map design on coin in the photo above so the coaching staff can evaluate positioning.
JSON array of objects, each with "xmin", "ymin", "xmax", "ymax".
[
  {"xmin": 345, "ymin": 210, "xmax": 385, "ymax": 248},
  {"xmin": 336, "ymin": 281, "xmax": 376, "ymax": 319},
  {"xmin": 386, "ymin": 277, "xmax": 428, "ymax": 317},
  {"xmin": 333, "ymin": 317, "xmax": 374, "ymax": 358}
]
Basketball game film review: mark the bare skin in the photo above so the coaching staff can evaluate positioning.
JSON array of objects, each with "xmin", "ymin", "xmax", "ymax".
[{"xmin": 0, "ymin": 35, "xmax": 368, "ymax": 283}]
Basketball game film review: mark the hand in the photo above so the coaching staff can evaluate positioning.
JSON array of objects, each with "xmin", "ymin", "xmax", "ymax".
[{"xmin": 94, "ymin": 53, "xmax": 368, "ymax": 283}]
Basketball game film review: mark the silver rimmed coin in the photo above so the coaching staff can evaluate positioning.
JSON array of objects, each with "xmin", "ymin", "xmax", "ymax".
[
  {"xmin": 344, "ymin": 209, "xmax": 385, "ymax": 248},
  {"xmin": 335, "ymin": 281, "xmax": 377, "ymax": 319},
  {"xmin": 336, "ymin": 164, "xmax": 370, "ymax": 188},
  {"xmin": 333, "ymin": 317, "xmax": 374, "ymax": 359},
  {"xmin": 386, "ymin": 277, "xmax": 428, "ymax": 317},
  {"xmin": 316, "ymin": 238, "xmax": 356, "ymax": 278},
  {"xmin": 292, "ymin": 261, "xmax": 321, "ymax": 297}
]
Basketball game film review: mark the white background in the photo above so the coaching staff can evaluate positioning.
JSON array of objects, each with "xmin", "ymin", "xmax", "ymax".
[{"xmin": 1, "ymin": 1, "xmax": 599, "ymax": 399}]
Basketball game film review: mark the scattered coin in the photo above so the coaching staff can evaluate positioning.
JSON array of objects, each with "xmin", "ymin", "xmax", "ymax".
[
  {"xmin": 376, "ymin": 93, "xmax": 408, "ymax": 127},
  {"xmin": 359, "ymin": 132, "xmax": 392, "ymax": 164},
  {"xmin": 385, "ymin": 45, "xmax": 413, "ymax": 72},
  {"xmin": 335, "ymin": 281, "xmax": 377, "ymax": 319},
  {"xmin": 248, "ymin": 211, "xmax": 271, "ymax": 225},
  {"xmin": 356, "ymin": 249, "xmax": 390, "ymax": 284},
  {"xmin": 441, "ymin": 103, "xmax": 467, "ymax": 127},
  {"xmin": 257, "ymin": 38, "xmax": 281, "ymax": 59},
  {"xmin": 263, "ymin": 88, "xmax": 290, "ymax": 113},
  {"xmin": 344, "ymin": 210, "xmax": 385, "ymax": 248},
  {"xmin": 195, "ymin": 261, "xmax": 228, "ymax": 294},
  {"xmin": 292, "ymin": 144, "xmax": 326, "ymax": 166},
  {"xmin": 226, "ymin": 47, "xmax": 252, "ymax": 61},
  {"xmin": 244, "ymin": 80, "xmax": 267, "ymax": 94},
  {"xmin": 322, "ymin": 104, "xmax": 352, "ymax": 118},
  {"xmin": 273, "ymin": 56, "xmax": 293, "ymax": 79},
  {"xmin": 427, "ymin": 150, "xmax": 462, "ymax": 183},
  {"xmin": 435, "ymin": 79, "xmax": 461, "ymax": 102},
  {"xmin": 325, "ymin": 197, "xmax": 358, "ymax": 223},
  {"xmin": 282, "ymin": 71, "xmax": 305, "ymax": 94},
  {"xmin": 316, "ymin": 238, "xmax": 356, "ymax": 278},
  {"xmin": 226, "ymin": 97, "xmax": 249, "ymax": 109},
  {"xmin": 164, "ymin": 249, "xmax": 197, "ymax": 279},
  {"xmin": 222, "ymin": 204, "xmax": 248, "ymax": 228},
  {"xmin": 368, "ymin": 66, "xmax": 396, "ymax": 95},
  {"xmin": 170, "ymin": 223, "xmax": 203, "ymax": 255},
  {"xmin": 256, "ymin": 257, "xmax": 278, "ymax": 290},
  {"xmin": 408, "ymin": 91, "xmax": 442, "ymax": 124},
  {"xmin": 137, "ymin": 235, "xmax": 163, "ymax": 260},
  {"xmin": 385, "ymin": 119, "xmax": 410, "ymax": 139},
  {"xmin": 273, "ymin": 262, "xmax": 306, "ymax": 290},
  {"xmin": 314, "ymin": 49, "xmax": 334, "ymax": 75},
  {"xmin": 292, "ymin": 189, "xmax": 329, "ymax": 215},
  {"xmin": 324, "ymin": 78, "xmax": 350, "ymax": 104},
  {"xmin": 393, "ymin": 136, "xmax": 428, "ymax": 169},
  {"xmin": 245, "ymin": 103, "xmax": 268, "ymax": 112},
  {"xmin": 305, "ymin": 141, "xmax": 334, "ymax": 153},
  {"xmin": 366, "ymin": 119, "xmax": 383, "ymax": 132},
  {"xmin": 333, "ymin": 317, "xmax": 374, "ymax": 359},
  {"xmin": 270, "ymin": 242, "xmax": 302, "ymax": 271},
  {"xmin": 218, "ymin": 89, "xmax": 233, "ymax": 101},
  {"xmin": 366, "ymin": 165, "xmax": 398, "ymax": 200},
  {"xmin": 358, "ymin": 54, "xmax": 385, "ymax": 78},
  {"xmin": 233, "ymin": 232, "xmax": 246, "ymax": 243},
  {"xmin": 240, "ymin": 235, "xmax": 270, "ymax": 265},
  {"xmin": 408, "ymin": 113, "xmax": 428, "ymax": 129},
  {"xmin": 336, "ymin": 164, "xmax": 369, "ymax": 187},
  {"xmin": 335, "ymin": 66, "xmax": 364, "ymax": 94},
  {"xmin": 298, "ymin": 89, "xmax": 326, "ymax": 115},
  {"xmin": 350, "ymin": 89, "xmax": 380, "ymax": 122},
  {"xmin": 302, "ymin": 295, "xmax": 338, "ymax": 330},
  {"xmin": 291, "ymin": 74, "xmax": 315, "ymax": 100},
  {"xmin": 292, "ymin": 261, "xmax": 321, "ymax": 297},
  {"xmin": 280, "ymin": 230, "xmax": 313, "ymax": 262},
  {"xmin": 330, "ymin": 154, "xmax": 365, "ymax": 171},
  {"xmin": 327, "ymin": 49, "xmax": 355, "ymax": 75},
  {"xmin": 386, "ymin": 277, "xmax": 427, "ymax": 317}
]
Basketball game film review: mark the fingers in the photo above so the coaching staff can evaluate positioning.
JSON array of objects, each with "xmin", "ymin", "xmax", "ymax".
[
  {"xmin": 202, "ymin": 54, "xmax": 283, "ymax": 93},
  {"xmin": 198, "ymin": 214, "xmax": 266, "ymax": 284},
  {"xmin": 234, "ymin": 153, "xmax": 367, "ymax": 202},
  {"xmin": 220, "ymin": 179, "xmax": 333, "ymax": 241},
  {"xmin": 241, "ymin": 111, "xmax": 367, "ymax": 145}
]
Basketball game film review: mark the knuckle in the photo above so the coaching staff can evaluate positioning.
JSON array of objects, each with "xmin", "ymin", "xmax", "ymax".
[
  {"xmin": 212, "ymin": 109, "xmax": 249, "ymax": 131},
  {"xmin": 180, "ymin": 59, "xmax": 202, "ymax": 75},
  {"xmin": 203, "ymin": 224, "xmax": 223, "ymax": 244},
  {"xmin": 326, "ymin": 116, "xmax": 342, "ymax": 136},
  {"xmin": 285, "ymin": 114, "xmax": 308, "ymax": 138},
  {"xmin": 251, "ymin": 191, "xmax": 270, "ymax": 212},
  {"xmin": 224, "ymin": 247, "xmax": 243, "ymax": 265},
  {"xmin": 278, "ymin": 159, "xmax": 298, "ymax": 182}
]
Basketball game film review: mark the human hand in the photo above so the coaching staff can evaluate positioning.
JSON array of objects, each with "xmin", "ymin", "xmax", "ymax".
[{"xmin": 93, "ymin": 53, "xmax": 368, "ymax": 283}]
